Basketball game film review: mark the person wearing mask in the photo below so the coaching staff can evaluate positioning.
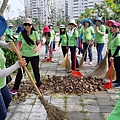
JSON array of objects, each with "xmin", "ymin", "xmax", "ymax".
[
  {"xmin": 94, "ymin": 17, "xmax": 106, "ymax": 64},
  {"xmin": 4, "ymin": 23, "xmax": 17, "ymax": 82},
  {"xmin": 106, "ymin": 24, "xmax": 120, "ymax": 120},
  {"xmin": 0, "ymin": 16, "xmax": 27, "ymax": 120},
  {"xmin": 5, "ymin": 23, "xmax": 14, "ymax": 42},
  {"xmin": 80, "ymin": 18, "xmax": 95, "ymax": 65},
  {"xmin": 105, "ymin": 20, "xmax": 115, "ymax": 68},
  {"xmin": 58, "ymin": 24, "xmax": 68, "ymax": 57},
  {"xmin": 10, "ymin": 18, "xmax": 42, "ymax": 95},
  {"xmin": 109, "ymin": 22, "xmax": 120, "ymax": 88}
]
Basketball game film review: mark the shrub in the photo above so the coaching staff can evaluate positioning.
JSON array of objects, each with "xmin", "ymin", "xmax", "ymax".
[{"xmin": 3, "ymin": 48, "xmax": 18, "ymax": 68}]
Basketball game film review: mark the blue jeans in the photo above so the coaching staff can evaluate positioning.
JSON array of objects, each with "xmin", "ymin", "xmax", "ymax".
[
  {"xmin": 45, "ymin": 41, "xmax": 53, "ymax": 57},
  {"xmin": 0, "ymin": 85, "xmax": 12, "ymax": 120},
  {"xmin": 69, "ymin": 46, "xmax": 79, "ymax": 70},
  {"xmin": 83, "ymin": 43, "xmax": 92, "ymax": 62},
  {"xmin": 96, "ymin": 43, "xmax": 104, "ymax": 64}
]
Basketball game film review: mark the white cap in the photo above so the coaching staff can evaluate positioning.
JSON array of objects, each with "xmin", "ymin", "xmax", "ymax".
[
  {"xmin": 69, "ymin": 19, "xmax": 77, "ymax": 26},
  {"xmin": 60, "ymin": 24, "xmax": 65, "ymax": 28},
  {"xmin": 23, "ymin": 18, "xmax": 32, "ymax": 24},
  {"xmin": 8, "ymin": 23, "xmax": 13, "ymax": 27}
]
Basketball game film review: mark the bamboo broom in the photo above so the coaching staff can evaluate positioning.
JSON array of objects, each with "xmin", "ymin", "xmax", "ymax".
[
  {"xmin": 11, "ymin": 42, "xmax": 70, "ymax": 120},
  {"xmin": 92, "ymin": 34, "xmax": 115, "ymax": 78},
  {"xmin": 65, "ymin": 53, "xmax": 71, "ymax": 70},
  {"xmin": 104, "ymin": 35, "xmax": 116, "ymax": 79},
  {"xmin": 104, "ymin": 63, "xmax": 116, "ymax": 80},
  {"xmin": 61, "ymin": 52, "xmax": 71, "ymax": 70},
  {"xmin": 91, "ymin": 52, "xmax": 108, "ymax": 77},
  {"xmin": 61, "ymin": 54, "xmax": 67, "ymax": 68}
]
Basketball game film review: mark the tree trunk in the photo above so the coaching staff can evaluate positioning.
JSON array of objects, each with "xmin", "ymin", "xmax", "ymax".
[{"xmin": 0, "ymin": 0, "xmax": 9, "ymax": 15}]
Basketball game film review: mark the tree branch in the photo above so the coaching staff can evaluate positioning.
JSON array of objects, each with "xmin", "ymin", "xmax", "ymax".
[{"xmin": 0, "ymin": 0, "xmax": 9, "ymax": 15}]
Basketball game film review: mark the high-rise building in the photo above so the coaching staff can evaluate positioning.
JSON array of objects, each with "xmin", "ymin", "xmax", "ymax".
[
  {"xmin": 24, "ymin": 0, "xmax": 49, "ymax": 24},
  {"xmin": 24, "ymin": 0, "xmax": 68, "ymax": 25},
  {"xmin": 24, "ymin": 0, "xmax": 31, "ymax": 18},
  {"xmin": 68, "ymin": 0, "xmax": 103, "ymax": 19},
  {"xmin": 55, "ymin": 0, "xmax": 68, "ymax": 22}
]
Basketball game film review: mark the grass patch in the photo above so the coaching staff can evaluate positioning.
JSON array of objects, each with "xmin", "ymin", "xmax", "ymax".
[{"xmin": 80, "ymin": 110, "xmax": 89, "ymax": 114}]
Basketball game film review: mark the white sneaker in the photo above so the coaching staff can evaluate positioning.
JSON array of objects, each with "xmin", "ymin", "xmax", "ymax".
[{"xmin": 89, "ymin": 62, "xmax": 92, "ymax": 65}]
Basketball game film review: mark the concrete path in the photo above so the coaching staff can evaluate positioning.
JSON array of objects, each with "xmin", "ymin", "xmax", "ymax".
[{"xmin": 7, "ymin": 36, "xmax": 120, "ymax": 120}]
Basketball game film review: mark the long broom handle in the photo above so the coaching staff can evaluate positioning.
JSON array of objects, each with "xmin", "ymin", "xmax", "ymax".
[
  {"xmin": 74, "ymin": 51, "xmax": 76, "ymax": 71},
  {"xmin": 110, "ymin": 60, "xmax": 113, "ymax": 84},
  {"xmin": 83, "ymin": 43, "xmax": 91, "ymax": 60},
  {"xmin": 11, "ymin": 42, "xmax": 43, "ymax": 98}
]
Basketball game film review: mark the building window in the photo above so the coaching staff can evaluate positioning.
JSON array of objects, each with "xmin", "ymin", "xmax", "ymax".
[{"xmin": 73, "ymin": 0, "xmax": 78, "ymax": 2}]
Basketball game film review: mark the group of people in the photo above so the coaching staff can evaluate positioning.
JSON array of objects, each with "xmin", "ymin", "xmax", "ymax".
[
  {"xmin": 58, "ymin": 17, "xmax": 120, "ymax": 76},
  {"xmin": 0, "ymin": 14, "xmax": 120, "ymax": 120},
  {"xmin": 57, "ymin": 17, "xmax": 106, "ymax": 73}
]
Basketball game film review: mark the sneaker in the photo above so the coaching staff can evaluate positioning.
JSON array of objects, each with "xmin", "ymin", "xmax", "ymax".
[
  {"xmin": 52, "ymin": 49, "xmax": 56, "ymax": 52},
  {"xmin": 83, "ymin": 61, "xmax": 86, "ymax": 64},
  {"xmin": 112, "ymin": 80, "xmax": 118, "ymax": 84},
  {"xmin": 77, "ymin": 54, "xmax": 80, "ymax": 57},
  {"xmin": 38, "ymin": 85, "xmax": 43, "ymax": 90},
  {"xmin": 89, "ymin": 62, "xmax": 92, "ymax": 65},
  {"xmin": 44, "ymin": 56, "xmax": 47, "ymax": 59},
  {"xmin": 10, "ymin": 89, "xmax": 18, "ymax": 95},
  {"xmin": 50, "ymin": 54, "xmax": 53, "ymax": 58},
  {"xmin": 67, "ymin": 69, "xmax": 72, "ymax": 73},
  {"xmin": 76, "ymin": 68, "xmax": 79, "ymax": 71},
  {"xmin": 113, "ymin": 83, "xmax": 120, "ymax": 88}
]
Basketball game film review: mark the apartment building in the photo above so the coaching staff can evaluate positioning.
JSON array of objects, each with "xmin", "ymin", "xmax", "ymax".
[
  {"xmin": 68, "ymin": 0, "xmax": 103, "ymax": 19},
  {"xmin": 24, "ymin": 0, "xmax": 49, "ymax": 24},
  {"xmin": 55, "ymin": 0, "xmax": 68, "ymax": 22},
  {"xmin": 24, "ymin": 0, "xmax": 68, "ymax": 24},
  {"xmin": 24, "ymin": 0, "xmax": 31, "ymax": 18}
]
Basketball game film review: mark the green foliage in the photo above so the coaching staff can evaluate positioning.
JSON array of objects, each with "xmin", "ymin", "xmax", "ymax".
[
  {"xmin": 3, "ymin": 48, "xmax": 18, "ymax": 68},
  {"xmin": 104, "ymin": 0, "xmax": 120, "ymax": 21},
  {"xmin": 56, "ymin": 20, "xmax": 68, "ymax": 27},
  {"xmin": 79, "ymin": 0, "xmax": 119, "ymax": 21}
]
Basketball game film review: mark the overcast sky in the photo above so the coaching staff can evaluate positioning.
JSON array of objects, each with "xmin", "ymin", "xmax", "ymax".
[{"xmin": 3, "ymin": 0, "xmax": 25, "ymax": 19}]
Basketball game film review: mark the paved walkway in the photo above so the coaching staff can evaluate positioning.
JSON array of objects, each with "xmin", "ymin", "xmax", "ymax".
[{"xmin": 7, "ymin": 36, "xmax": 120, "ymax": 120}]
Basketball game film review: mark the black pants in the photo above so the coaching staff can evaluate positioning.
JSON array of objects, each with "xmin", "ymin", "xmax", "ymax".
[
  {"xmin": 78, "ymin": 47, "xmax": 83, "ymax": 55},
  {"xmin": 108, "ymin": 49, "xmax": 111, "ymax": 68},
  {"xmin": 61, "ymin": 46, "xmax": 67, "ymax": 57},
  {"xmin": 114, "ymin": 57, "xmax": 120, "ymax": 83},
  {"xmin": 13, "ymin": 56, "xmax": 42, "ymax": 90},
  {"xmin": 53, "ymin": 41, "xmax": 55, "ymax": 49},
  {"xmin": 69, "ymin": 46, "xmax": 79, "ymax": 70}
]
